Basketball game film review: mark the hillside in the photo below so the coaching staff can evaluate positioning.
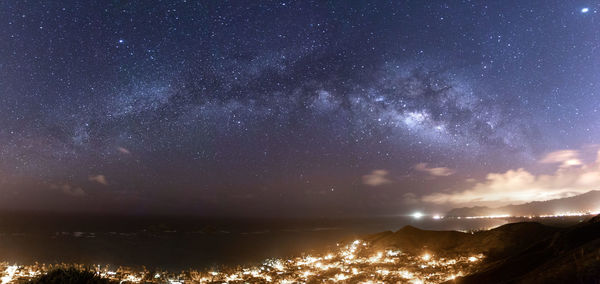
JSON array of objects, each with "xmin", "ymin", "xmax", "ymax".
[
  {"xmin": 455, "ymin": 215, "xmax": 600, "ymax": 283},
  {"xmin": 363, "ymin": 215, "xmax": 600, "ymax": 283},
  {"xmin": 365, "ymin": 222, "xmax": 559, "ymax": 260}
]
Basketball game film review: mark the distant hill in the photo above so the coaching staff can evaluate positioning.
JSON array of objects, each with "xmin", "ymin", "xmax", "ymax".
[
  {"xmin": 364, "ymin": 215, "xmax": 600, "ymax": 283},
  {"xmin": 365, "ymin": 222, "xmax": 559, "ymax": 260},
  {"xmin": 446, "ymin": 190, "xmax": 600, "ymax": 217},
  {"xmin": 455, "ymin": 215, "xmax": 600, "ymax": 284}
]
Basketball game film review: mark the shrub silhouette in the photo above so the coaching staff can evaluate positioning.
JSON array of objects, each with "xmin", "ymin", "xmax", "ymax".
[{"xmin": 29, "ymin": 268, "xmax": 114, "ymax": 284}]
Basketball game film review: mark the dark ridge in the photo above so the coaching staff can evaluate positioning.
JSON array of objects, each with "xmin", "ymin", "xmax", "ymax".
[
  {"xmin": 455, "ymin": 214, "xmax": 600, "ymax": 284},
  {"xmin": 28, "ymin": 268, "xmax": 116, "ymax": 284},
  {"xmin": 587, "ymin": 214, "xmax": 600, "ymax": 224},
  {"xmin": 365, "ymin": 222, "xmax": 558, "ymax": 259}
]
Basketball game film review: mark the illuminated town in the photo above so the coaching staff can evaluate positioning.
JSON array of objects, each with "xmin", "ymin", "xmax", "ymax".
[
  {"xmin": 2, "ymin": 212, "xmax": 597, "ymax": 283},
  {"xmin": 430, "ymin": 211, "xmax": 600, "ymax": 220},
  {"xmin": 1, "ymin": 238, "xmax": 483, "ymax": 283},
  {"xmin": 1, "ymin": 212, "xmax": 597, "ymax": 283}
]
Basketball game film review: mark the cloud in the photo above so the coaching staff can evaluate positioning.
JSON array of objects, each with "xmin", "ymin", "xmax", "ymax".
[
  {"xmin": 362, "ymin": 170, "xmax": 393, "ymax": 186},
  {"xmin": 117, "ymin": 147, "xmax": 131, "ymax": 154},
  {"xmin": 402, "ymin": 192, "xmax": 419, "ymax": 204},
  {"xmin": 414, "ymin": 163, "xmax": 455, "ymax": 177},
  {"xmin": 53, "ymin": 184, "xmax": 85, "ymax": 197},
  {"xmin": 422, "ymin": 148, "xmax": 600, "ymax": 206},
  {"xmin": 89, "ymin": 175, "xmax": 108, "ymax": 185},
  {"xmin": 539, "ymin": 150, "xmax": 582, "ymax": 168}
]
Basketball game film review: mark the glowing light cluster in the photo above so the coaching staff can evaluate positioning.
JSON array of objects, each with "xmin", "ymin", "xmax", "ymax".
[
  {"xmin": 450, "ymin": 211, "xmax": 600, "ymax": 220},
  {"xmin": 537, "ymin": 211, "xmax": 600, "ymax": 218},
  {"xmin": 462, "ymin": 214, "xmax": 511, "ymax": 219},
  {"xmin": 1, "ymin": 265, "xmax": 18, "ymax": 284},
  {"xmin": 412, "ymin": 212, "xmax": 424, "ymax": 219},
  {"xmin": 0, "ymin": 242, "xmax": 485, "ymax": 283}
]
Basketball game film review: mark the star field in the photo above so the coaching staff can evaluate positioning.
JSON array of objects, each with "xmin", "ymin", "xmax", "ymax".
[{"xmin": 1, "ymin": 1, "xmax": 599, "ymax": 215}]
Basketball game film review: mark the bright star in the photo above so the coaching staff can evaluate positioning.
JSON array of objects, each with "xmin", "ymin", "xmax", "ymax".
[
  {"xmin": 118, "ymin": 39, "xmax": 125, "ymax": 44},
  {"xmin": 581, "ymin": 7, "xmax": 589, "ymax": 13}
]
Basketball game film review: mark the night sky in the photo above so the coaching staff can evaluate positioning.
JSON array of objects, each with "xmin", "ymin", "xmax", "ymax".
[{"xmin": 1, "ymin": 1, "xmax": 600, "ymax": 216}]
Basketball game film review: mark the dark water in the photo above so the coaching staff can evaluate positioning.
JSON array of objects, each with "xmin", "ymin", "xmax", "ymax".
[{"xmin": 0, "ymin": 212, "xmax": 510, "ymax": 270}]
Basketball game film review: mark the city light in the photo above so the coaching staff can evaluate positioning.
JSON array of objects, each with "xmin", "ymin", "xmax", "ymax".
[
  {"xmin": 448, "ymin": 210, "xmax": 600, "ymax": 220},
  {"xmin": 412, "ymin": 212, "xmax": 424, "ymax": 219},
  {"xmin": 0, "ymin": 242, "xmax": 485, "ymax": 283}
]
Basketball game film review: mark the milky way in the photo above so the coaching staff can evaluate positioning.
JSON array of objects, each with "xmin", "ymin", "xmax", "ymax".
[{"xmin": 1, "ymin": 1, "xmax": 599, "ymax": 215}]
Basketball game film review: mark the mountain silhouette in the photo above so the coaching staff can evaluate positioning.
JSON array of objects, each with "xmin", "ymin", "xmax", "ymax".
[
  {"xmin": 364, "ymin": 215, "xmax": 600, "ymax": 283},
  {"xmin": 454, "ymin": 215, "xmax": 600, "ymax": 283}
]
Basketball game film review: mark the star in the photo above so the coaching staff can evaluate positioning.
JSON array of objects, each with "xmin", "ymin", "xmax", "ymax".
[{"xmin": 1, "ymin": 0, "xmax": 599, "ymax": 216}]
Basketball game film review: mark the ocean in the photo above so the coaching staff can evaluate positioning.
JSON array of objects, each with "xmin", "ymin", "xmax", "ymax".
[{"xmin": 0, "ymin": 212, "xmax": 512, "ymax": 271}]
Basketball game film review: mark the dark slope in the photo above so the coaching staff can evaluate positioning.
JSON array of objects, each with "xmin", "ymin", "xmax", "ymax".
[
  {"xmin": 456, "ymin": 215, "xmax": 600, "ymax": 284},
  {"xmin": 364, "ymin": 225, "xmax": 476, "ymax": 258},
  {"xmin": 361, "ymin": 217, "xmax": 600, "ymax": 283},
  {"xmin": 365, "ymin": 222, "xmax": 559, "ymax": 258}
]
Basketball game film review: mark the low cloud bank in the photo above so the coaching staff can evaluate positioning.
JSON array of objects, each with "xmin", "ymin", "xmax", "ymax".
[{"xmin": 423, "ymin": 148, "xmax": 600, "ymax": 206}]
